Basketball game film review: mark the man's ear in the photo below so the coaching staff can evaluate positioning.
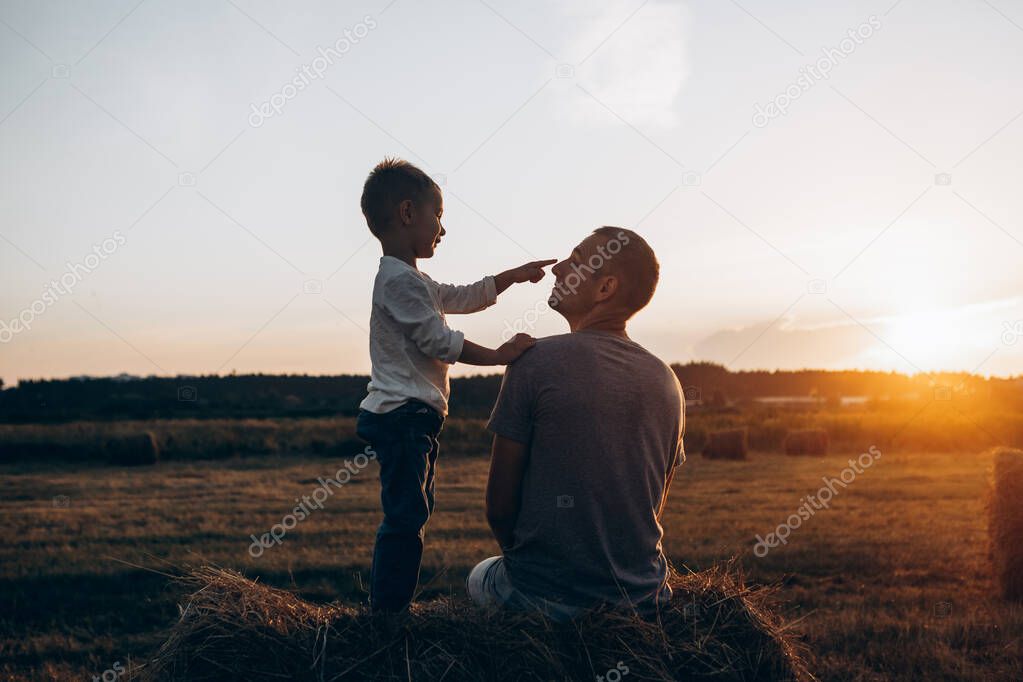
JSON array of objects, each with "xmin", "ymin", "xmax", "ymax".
[
  {"xmin": 398, "ymin": 199, "xmax": 414, "ymax": 225},
  {"xmin": 595, "ymin": 275, "xmax": 619, "ymax": 302}
]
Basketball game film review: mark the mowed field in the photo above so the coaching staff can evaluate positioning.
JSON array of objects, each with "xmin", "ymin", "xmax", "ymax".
[{"xmin": 1, "ymin": 443, "xmax": 1020, "ymax": 681}]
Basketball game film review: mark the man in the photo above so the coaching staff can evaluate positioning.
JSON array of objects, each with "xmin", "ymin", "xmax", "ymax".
[{"xmin": 466, "ymin": 227, "xmax": 685, "ymax": 620}]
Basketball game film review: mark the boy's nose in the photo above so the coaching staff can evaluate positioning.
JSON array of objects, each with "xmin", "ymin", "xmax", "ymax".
[
  {"xmin": 552, "ymin": 260, "xmax": 567, "ymax": 278},
  {"xmin": 439, "ymin": 225, "xmax": 447, "ymax": 236}
]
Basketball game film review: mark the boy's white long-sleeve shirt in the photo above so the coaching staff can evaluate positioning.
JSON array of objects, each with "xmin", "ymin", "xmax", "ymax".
[{"xmin": 360, "ymin": 256, "xmax": 497, "ymax": 416}]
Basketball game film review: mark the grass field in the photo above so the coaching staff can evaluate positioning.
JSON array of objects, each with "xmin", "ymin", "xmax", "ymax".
[{"xmin": 1, "ymin": 443, "xmax": 1020, "ymax": 681}]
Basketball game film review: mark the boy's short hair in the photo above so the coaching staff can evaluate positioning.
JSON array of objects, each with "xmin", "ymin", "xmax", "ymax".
[
  {"xmin": 592, "ymin": 226, "xmax": 659, "ymax": 314},
  {"xmin": 360, "ymin": 158, "xmax": 439, "ymax": 236}
]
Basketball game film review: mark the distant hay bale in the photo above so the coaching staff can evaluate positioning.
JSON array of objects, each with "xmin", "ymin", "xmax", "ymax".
[
  {"xmin": 703, "ymin": 428, "xmax": 748, "ymax": 460},
  {"xmin": 138, "ymin": 564, "xmax": 814, "ymax": 682},
  {"xmin": 783, "ymin": 429, "xmax": 829, "ymax": 457},
  {"xmin": 105, "ymin": 431, "xmax": 159, "ymax": 466},
  {"xmin": 0, "ymin": 439, "xmax": 92, "ymax": 462},
  {"xmin": 989, "ymin": 448, "xmax": 1023, "ymax": 601}
]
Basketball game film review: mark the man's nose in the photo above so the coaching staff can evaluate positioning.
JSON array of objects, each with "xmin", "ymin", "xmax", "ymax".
[
  {"xmin": 552, "ymin": 260, "xmax": 567, "ymax": 277},
  {"xmin": 439, "ymin": 225, "xmax": 446, "ymax": 236}
]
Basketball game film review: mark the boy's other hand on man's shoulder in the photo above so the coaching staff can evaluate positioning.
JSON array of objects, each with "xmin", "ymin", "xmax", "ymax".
[{"xmin": 497, "ymin": 333, "xmax": 536, "ymax": 364}]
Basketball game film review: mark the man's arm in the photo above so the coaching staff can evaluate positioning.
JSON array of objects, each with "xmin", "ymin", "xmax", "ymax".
[
  {"xmin": 658, "ymin": 404, "xmax": 685, "ymax": 522},
  {"xmin": 657, "ymin": 466, "xmax": 675, "ymax": 522},
  {"xmin": 485, "ymin": 435, "xmax": 530, "ymax": 550}
]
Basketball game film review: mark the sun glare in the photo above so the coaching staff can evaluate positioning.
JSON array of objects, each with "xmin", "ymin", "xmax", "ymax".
[{"xmin": 884, "ymin": 309, "xmax": 982, "ymax": 371}]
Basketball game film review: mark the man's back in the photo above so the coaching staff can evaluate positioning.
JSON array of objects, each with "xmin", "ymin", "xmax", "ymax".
[{"xmin": 487, "ymin": 329, "xmax": 685, "ymax": 608}]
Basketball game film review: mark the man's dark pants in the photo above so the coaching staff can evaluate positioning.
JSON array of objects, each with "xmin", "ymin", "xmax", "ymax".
[{"xmin": 356, "ymin": 400, "xmax": 443, "ymax": 612}]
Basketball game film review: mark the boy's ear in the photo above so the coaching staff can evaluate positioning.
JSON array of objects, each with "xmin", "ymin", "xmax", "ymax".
[{"xmin": 398, "ymin": 199, "xmax": 414, "ymax": 225}]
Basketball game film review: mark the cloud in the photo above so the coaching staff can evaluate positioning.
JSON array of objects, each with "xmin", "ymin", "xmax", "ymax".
[
  {"xmin": 558, "ymin": 1, "xmax": 690, "ymax": 128},
  {"xmin": 692, "ymin": 297, "xmax": 1023, "ymax": 373},
  {"xmin": 694, "ymin": 318, "xmax": 874, "ymax": 371}
]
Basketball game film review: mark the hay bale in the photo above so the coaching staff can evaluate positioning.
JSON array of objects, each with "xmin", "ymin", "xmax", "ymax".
[
  {"xmin": 138, "ymin": 565, "xmax": 814, "ymax": 682},
  {"xmin": 989, "ymin": 448, "xmax": 1023, "ymax": 601},
  {"xmin": 783, "ymin": 429, "xmax": 828, "ymax": 457},
  {"xmin": 703, "ymin": 428, "xmax": 748, "ymax": 460},
  {"xmin": 105, "ymin": 431, "xmax": 159, "ymax": 466}
]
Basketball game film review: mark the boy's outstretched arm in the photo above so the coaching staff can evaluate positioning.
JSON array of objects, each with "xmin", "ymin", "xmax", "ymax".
[
  {"xmin": 436, "ymin": 276, "xmax": 497, "ymax": 315},
  {"xmin": 458, "ymin": 334, "xmax": 534, "ymax": 366},
  {"xmin": 493, "ymin": 259, "xmax": 558, "ymax": 295},
  {"xmin": 436, "ymin": 260, "xmax": 556, "ymax": 314}
]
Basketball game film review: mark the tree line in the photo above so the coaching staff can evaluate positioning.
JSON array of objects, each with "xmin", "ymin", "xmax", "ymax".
[{"xmin": 1, "ymin": 363, "xmax": 1020, "ymax": 423}]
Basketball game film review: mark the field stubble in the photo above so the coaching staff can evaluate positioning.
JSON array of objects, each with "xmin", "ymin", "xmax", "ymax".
[{"xmin": 0, "ymin": 423, "xmax": 1020, "ymax": 680}]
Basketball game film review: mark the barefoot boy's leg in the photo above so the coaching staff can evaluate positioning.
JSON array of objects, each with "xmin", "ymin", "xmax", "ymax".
[{"xmin": 357, "ymin": 401, "xmax": 442, "ymax": 612}]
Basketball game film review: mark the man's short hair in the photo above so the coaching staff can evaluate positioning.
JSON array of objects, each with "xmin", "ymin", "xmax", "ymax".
[
  {"xmin": 360, "ymin": 158, "xmax": 438, "ymax": 236},
  {"xmin": 592, "ymin": 226, "xmax": 659, "ymax": 314}
]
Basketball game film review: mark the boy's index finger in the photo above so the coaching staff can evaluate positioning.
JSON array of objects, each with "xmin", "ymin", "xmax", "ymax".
[{"xmin": 532, "ymin": 259, "xmax": 558, "ymax": 268}]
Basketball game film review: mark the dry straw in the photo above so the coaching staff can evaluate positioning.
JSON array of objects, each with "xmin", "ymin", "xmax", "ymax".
[
  {"xmin": 137, "ymin": 563, "xmax": 814, "ymax": 681},
  {"xmin": 783, "ymin": 430, "xmax": 828, "ymax": 457},
  {"xmin": 989, "ymin": 447, "xmax": 1023, "ymax": 601},
  {"xmin": 703, "ymin": 428, "xmax": 748, "ymax": 460}
]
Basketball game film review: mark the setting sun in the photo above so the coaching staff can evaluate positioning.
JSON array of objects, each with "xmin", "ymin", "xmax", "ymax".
[{"xmin": 885, "ymin": 309, "xmax": 974, "ymax": 372}]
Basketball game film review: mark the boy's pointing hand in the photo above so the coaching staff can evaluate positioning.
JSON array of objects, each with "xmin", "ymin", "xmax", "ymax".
[
  {"xmin": 515, "ymin": 259, "xmax": 558, "ymax": 283},
  {"xmin": 495, "ymin": 260, "xmax": 558, "ymax": 293}
]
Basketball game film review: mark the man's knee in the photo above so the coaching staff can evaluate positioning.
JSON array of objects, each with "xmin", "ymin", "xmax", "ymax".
[{"xmin": 466, "ymin": 556, "xmax": 504, "ymax": 607}]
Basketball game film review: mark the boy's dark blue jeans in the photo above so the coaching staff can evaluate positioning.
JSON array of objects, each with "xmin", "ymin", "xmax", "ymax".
[{"xmin": 356, "ymin": 400, "xmax": 444, "ymax": 613}]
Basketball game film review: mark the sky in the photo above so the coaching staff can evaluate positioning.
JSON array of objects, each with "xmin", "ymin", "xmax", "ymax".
[{"xmin": 2, "ymin": 0, "xmax": 1023, "ymax": 387}]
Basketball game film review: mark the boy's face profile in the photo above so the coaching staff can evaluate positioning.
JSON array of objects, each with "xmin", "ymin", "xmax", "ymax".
[{"xmin": 400, "ymin": 184, "xmax": 446, "ymax": 259}]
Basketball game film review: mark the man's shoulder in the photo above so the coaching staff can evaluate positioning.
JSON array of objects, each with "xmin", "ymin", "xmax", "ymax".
[
  {"xmin": 622, "ymin": 343, "xmax": 682, "ymax": 398},
  {"xmin": 640, "ymin": 350, "xmax": 682, "ymax": 386},
  {"xmin": 533, "ymin": 332, "xmax": 578, "ymax": 350},
  {"xmin": 494, "ymin": 334, "xmax": 571, "ymax": 381},
  {"xmin": 514, "ymin": 333, "xmax": 675, "ymax": 380},
  {"xmin": 515, "ymin": 333, "xmax": 577, "ymax": 364}
]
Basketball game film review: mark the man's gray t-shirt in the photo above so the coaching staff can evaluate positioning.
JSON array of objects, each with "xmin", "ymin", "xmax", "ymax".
[{"xmin": 487, "ymin": 329, "xmax": 685, "ymax": 608}]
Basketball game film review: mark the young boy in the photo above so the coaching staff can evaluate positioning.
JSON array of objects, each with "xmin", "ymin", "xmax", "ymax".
[{"xmin": 356, "ymin": 158, "xmax": 555, "ymax": 613}]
